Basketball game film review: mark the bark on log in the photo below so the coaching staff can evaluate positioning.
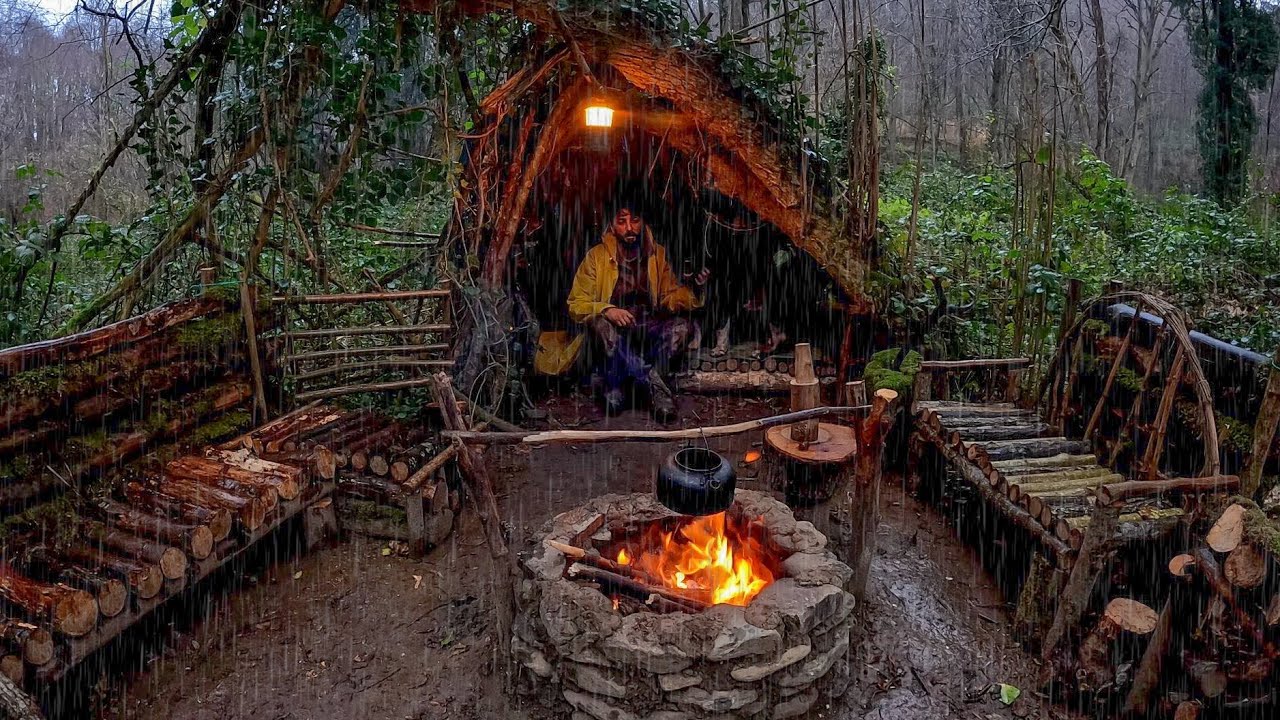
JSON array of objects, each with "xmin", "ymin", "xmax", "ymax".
[
  {"xmin": 19, "ymin": 548, "xmax": 127, "ymax": 619},
  {"xmin": 949, "ymin": 423, "xmax": 1050, "ymax": 444},
  {"xmin": 1242, "ymin": 345, "xmax": 1280, "ymax": 498},
  {"xmin": 122, "ymin": 482, "xmax": 232, "ymax": 542},
  {"xmin": 143, "ymin": 478, "xmax": 265, "ymax": 532},
  {"xmin": 1, "ymin": 655, "xmax": 21, "ymax": 684},
  {"xmin": 990, "ymin": 453, "xmax": 1098, "ymax": 471},
  {"xmin": 207, "ymin": 450, "xmax": 305, "ymax": 499},
  {"xmin": 82, "ymin": 522, "xmax": 186, "ymax": 581},
  {"xmin": 1077, "ymin": 598, "xmax": 1158, "ymax": 692},
  {"xmin": 1224, "ymin": 544, "xmax": 1268, "ymax": 589},
  {"xmin": 165, "ymin": 457, "xmax": 280, "ymax": 511},
  {"xmin": 0, "ymin": 565, "xmax": 97, "ymax": 637},
  {"xmin": 1042, "ymin": 504, "xmax": 1121, "ymax": 672},
  {"xmin": 974, "ymin": 437, "xmax": 1091, "ymax": 462},
  {"xmin": 678, "ymin": 369, "xmax": 793, "ymax": 394},
  {"xmin": 1096, "ymin": 476, "xmax": 1239, "ymax": 507},
  {"xmin": 46, "ymin": 544, "xmax": 162, "ymax": 601},
  {"xmin": 93, "ymin": 499, "xmax": 213, "ymax": 561},
  {"xmin": 0, "ymin": 670, "xmax": 40, "ymax": 720},
  {"xmin": 336, "ymin": 474, "xmax": 405, "ymax": 503},
  {"xmin": 916, "ymin": 401, "xmax": 1026, "ymax": 416},
  {"xmin": 0, "ymin": 294, "xmax": 228, "ymax": 377},
  {"xmin": 0, "ymin": 619, "xmax": 53, "ymax": 666}
]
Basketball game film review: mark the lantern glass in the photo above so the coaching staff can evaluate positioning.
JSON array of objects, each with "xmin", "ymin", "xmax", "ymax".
[{"xmin": 584, "ymin": 105, "xmax": 614, "ymax": 128}]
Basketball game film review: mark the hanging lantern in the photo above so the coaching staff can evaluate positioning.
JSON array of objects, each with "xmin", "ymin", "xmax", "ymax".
[{"xmin": 584, "ymin": 105, "xmax": 614, "ymax": 128}]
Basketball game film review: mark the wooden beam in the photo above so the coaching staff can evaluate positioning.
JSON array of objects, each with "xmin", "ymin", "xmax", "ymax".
[{"xmin": 444, "ymin": 405, "xmax": 872, "ymax": 445}]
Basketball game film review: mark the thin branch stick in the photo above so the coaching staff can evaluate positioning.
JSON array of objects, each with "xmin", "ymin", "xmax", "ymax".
[
  {"xmin": 345, "ymin": 223, "xmax": 441, "ymax": 239},
  {"xmin": 284, "ymin": 324, "xmax": 451, "ymax": 339},
  {"xmin": 1084, "ymin": 302, "xmax": 1142, "ymax": 439},
  {"xmin": 281, "ymin": 344, "xmax": 449, "ymax": 364},
  {"xmin": 272, "ymin": 289, "xmax": 450, "ymax": 304},
  {"xmin": 444, "ymin": 405, "xmax": 871, "ymax": 445}
]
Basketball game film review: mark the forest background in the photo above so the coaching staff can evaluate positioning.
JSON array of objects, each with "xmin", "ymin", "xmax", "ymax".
[{"xmin": 1, "ymin": 0, "xmax": 1277, "ymax": 371}]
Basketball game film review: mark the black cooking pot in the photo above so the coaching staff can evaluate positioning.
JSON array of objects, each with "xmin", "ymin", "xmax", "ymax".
[{"xmin": 656, "ymin": 447, "xmax": 736, "ymax": 516}]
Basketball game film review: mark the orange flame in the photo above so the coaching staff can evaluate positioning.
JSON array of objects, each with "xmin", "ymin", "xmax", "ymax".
[{"xmin": 613, "ymin": 512, "xmax": 774, "ymax": 606}]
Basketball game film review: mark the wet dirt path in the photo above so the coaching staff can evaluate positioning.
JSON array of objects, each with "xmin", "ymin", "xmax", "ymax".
[{"xmin": 105, "ymin": 395, "xmax": 1073, "ymax": 720}]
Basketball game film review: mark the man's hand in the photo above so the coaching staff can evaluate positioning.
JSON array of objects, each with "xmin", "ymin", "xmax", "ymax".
[
  {"xmin": 694, "ymin": 268, "xmax": 711, "ymax": 286},
  {"xmin": 603, "ymin": 307, "xmax": 635, "ymax": 327}
]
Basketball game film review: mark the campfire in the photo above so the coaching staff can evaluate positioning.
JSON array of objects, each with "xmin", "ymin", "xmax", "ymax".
[
  {"xmin": 608, "ymin": 510, "xmax": 778, "ymax": 606},
  {"xmin": 517, "ymin": 492, "xmax": 858, "ymax": 720}
]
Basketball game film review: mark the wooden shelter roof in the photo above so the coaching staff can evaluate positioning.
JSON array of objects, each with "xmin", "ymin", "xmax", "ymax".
[{"xmin": 404, "ymin": 0, "xmax": 872, "ymax": 308}]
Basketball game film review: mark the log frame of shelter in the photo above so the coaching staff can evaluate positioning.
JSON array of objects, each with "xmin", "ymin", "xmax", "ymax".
[{"xmin": 408, "ymin": 0, "xmax": 874, "ymax": 304}]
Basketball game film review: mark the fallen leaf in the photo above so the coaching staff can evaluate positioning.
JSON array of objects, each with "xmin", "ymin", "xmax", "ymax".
[
  {"xmin": 999, "ymin": 683, "xmax": 1021, "ymax": 705},
  {"xmin": 413, "ymin": 574, "xmax": 423, "ymax": 589}
]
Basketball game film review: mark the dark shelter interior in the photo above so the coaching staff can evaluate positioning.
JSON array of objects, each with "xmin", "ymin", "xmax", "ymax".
[{"xmin": 511, "ymin": 89, "xmax": 845, "ymax": 377}]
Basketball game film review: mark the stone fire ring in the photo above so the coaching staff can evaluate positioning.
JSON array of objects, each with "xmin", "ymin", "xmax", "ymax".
[{"xmin": 515, "ymin": 491, "xmax": 856, "ymax": 720}]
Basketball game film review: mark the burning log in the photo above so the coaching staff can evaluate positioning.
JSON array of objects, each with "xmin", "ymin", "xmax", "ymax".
[
  {"xmin": 93, "ymin": 499, "xmax": 213, "ymax": 561},
  {"xmin": 122, "ymin": 481, "xmax": 232, "ymax": 542},
  {"xmin": 165, "ymin": 457, "xmax": 279, "ymax": 511},
  {"xmin": 19, "ymin": 547, "xmax": 128, "ymax": 619},
  {"xmin": 83, "ymin": 522, "xmax": 187, "ymax": 581},
  {"xmin": 566, "ymin": 564, "xmax": 707, "ymax": 613},
  {"xmin": 146, "ymin": 477, "xmax": 267, "ymax": 532},
  {"xmin": 48, "ymin": 545, "xmax": 162, "ymax": 600},
  {"xmin": 0, "ymin": 619, "xmax": 53, "ymax": 667},
  {"xmin": 0, "ymin": 565, "xmax": 97, "ymax": 637}
]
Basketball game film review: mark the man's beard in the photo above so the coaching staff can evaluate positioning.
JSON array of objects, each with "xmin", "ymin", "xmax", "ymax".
[{"xmin": 621, "ymin": 233, "xmax": 639, "ymax": 244}]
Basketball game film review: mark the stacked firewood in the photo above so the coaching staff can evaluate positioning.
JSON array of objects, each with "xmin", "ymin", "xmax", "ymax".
[
  {"xmin": 0, "ymin": 294, "xmax": 257, "ymax": 511},
  {"xmin": 1158, "ymin": 502, "xmax": 1280, "ymax": 717},
  {"xmin": 219, "ymin": 403, "xmax": 455, "ymax": 552},
  {"xmin": 0, "ymin": 432, "xmax": 328, "ymax": 680}
]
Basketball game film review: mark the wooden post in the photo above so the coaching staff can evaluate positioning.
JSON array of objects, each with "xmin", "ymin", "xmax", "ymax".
[
  {"xmin": 1241, "ymin": 346, "xmax": 1280, "ymax": 498},
  {"xmin": 912, "ymin": 367, "xmax": 931, "ymax": 405},
  {"xmin": 846, "ymin": 389, "xmax": 900, "ymax": 603},
  {"xmin": 1141, "ymin": 347, "xmax": 1187, "ymax": 481},
  {"xmin": 1041, "ymin": 502, "xmax": 1122, "ymax": 678},
  {"xmin": 790, "ymin": 343, "xmax": 820, "ymax": 446},
  {"xmin": 427, "ymin": 373, "xmax": 517, "ymax": 688},
  {"xmin": 843, "ymin": 380, "xmax": 867, "ymax": 407}
]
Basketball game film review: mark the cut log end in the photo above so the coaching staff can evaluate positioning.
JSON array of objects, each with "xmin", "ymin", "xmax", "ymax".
[
  {"xmin": 53, "ymin": 588, "xmax": 98, "ymax": 637},
  {"xmin": 0, "ymin": 655, "xmax": 21, "ymax": 684},
  {"xmin": 189, "ymin": 526, "xmax": 214, "ymax": 561},
  {"xmin": 1168, "ymin": 553, "xmax": 1197, "ymax": 579},
  {"xmin": 158, "ymin": 548, "xmax": 188, "ymax": 580},
  {"xmin": 313, "ymin": 446, "xmax": 337, "ymax": 481},
  {"xmin": 95, "ymin": 578, "xmax": 128, "ymax": 618},
  {"xmin": 1103, "ymin": 598, "xmax": 1158, "ymax": 635},
  {"xmin": 208, "ymin": 509, "xmax": 233, "ymax": 542},
  {"xmin": 133, "ymin": 565, "xmax": 163, "ymax": 600},
  {"xmin": 1207, "ymin": 503, "xmax": 1246, "ymax": 553},
  {"xmin": 1224, "ymin": 544, "xmax": 1268, "ymax": 589},
  {"xmin": 369, "ymin": 455, "xmax": 390, "ymax": 477},
  {"xmin": 390, "ymin": 461, "xmax": 411, "ymax": 484},
  {"xmin": 19, "ymin": 627, "xmax": 53, "ymax": 666}
]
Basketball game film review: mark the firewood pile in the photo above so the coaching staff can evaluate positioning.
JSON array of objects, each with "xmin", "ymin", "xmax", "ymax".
[
  {"xmin": 218, "ymin": 403, "xmax": 456, "ymax": 553},
  {"xmin": 1137, "ymin": 501, "xmax": 1280, "ymax": 718}
]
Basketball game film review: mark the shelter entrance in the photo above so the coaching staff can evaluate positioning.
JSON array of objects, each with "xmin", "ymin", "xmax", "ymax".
[{"xmin": 512, "ymin": 90, "xmax": 841, "ymax": 378}]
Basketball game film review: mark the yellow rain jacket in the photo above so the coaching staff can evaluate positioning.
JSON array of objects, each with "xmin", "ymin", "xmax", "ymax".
[{"xmin": 534, "ymin": 228, "xmax": 701, "ymax": 376}]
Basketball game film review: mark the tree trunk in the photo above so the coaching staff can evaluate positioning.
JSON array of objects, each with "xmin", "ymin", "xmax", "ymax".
[{"xmin": 1241, "ymin": 346, "xmax": 1280, "ymax": 498}]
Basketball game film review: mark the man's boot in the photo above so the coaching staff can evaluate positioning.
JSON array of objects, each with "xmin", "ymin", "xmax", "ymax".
[{"xmin": 647, "ymin": 368, "xmax": 677, "ymax": 423}]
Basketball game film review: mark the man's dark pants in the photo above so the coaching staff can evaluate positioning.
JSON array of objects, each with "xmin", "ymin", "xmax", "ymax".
[{"xmin": 587, "ymin": 315, "xmax": 692, "ymax": 395}]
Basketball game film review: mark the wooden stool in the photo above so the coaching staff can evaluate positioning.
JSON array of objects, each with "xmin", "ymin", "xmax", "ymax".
[{"xmin": 764, "ymin": 421, "xmax": 860, "ymax": 580}]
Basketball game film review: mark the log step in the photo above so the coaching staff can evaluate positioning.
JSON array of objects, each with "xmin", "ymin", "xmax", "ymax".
[{"xmin": 968, "ymin": 437, "xmax": 1091, "ymax": 461}]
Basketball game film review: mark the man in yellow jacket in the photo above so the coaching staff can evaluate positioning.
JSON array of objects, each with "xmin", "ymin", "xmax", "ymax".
[{"xmin": 536, "ymin": 202, "xmax": 708, "ymax": 420}]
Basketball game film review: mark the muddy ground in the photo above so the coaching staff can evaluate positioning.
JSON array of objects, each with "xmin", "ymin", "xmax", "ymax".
[{"xmin": 74, "ymin": 394, "xmax": 1079, "ymax": 720}]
